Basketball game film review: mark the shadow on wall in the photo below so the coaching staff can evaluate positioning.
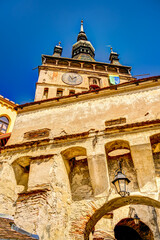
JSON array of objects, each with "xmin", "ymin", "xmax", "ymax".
[
  {"xmin": 12, "ymin": 156, "xmax": 31, "ymax": 193},
  {"xmin": 150, "ymin": 133, "xmax": 160, "ymax": 178}
]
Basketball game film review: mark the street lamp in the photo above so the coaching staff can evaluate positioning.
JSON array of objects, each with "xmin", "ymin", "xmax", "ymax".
[{"xmin": 112, "ymin": 160, "xmax": 130, "ymax": 197}]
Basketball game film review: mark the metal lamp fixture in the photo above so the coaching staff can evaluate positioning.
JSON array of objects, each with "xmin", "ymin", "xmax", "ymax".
[
  {"xmin": 134, "ymin": 213, "xmax": 140, "ymax": 225},
  {"xmin": 112, "ymin": 160, "xmax": 130, "ymax": 197},
  {"xmin": 129, "ymin": 207, "xmax": 140, "ymax": 225}
]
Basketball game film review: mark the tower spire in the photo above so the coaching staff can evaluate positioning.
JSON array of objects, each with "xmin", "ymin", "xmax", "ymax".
[
  {"xmin": 77, "ymin": 20, "xmax": 87, "ymax": 41},
  {"xmin": 72, "ymin": 20, "xmax": 95, "ymax": 61}
]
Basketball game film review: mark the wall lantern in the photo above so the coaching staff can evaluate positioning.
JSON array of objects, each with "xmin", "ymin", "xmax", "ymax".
[
  {"xmin": 134, "ymin": 213, "xmax": 140, "ymax": 225},
  {"xmin": 129, "ymin": 207, "xmax": 140, "ymax": 225},
  {"xmin": 112, "ymin": 160, "xmax": 130, "ymax": 197}
]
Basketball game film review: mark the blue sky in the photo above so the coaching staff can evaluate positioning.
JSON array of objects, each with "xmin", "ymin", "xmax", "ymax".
[{"xmin": 0, "ymin": 0, "xmax": 160, "ymax": 104}]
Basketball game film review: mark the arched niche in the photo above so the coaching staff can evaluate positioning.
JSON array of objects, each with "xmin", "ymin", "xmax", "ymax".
[
  {"xmin": 105, "ymin": 140, "xmax": 139, "ymax": 193},
  {"xmin": 12, "ymin": 156, "xmax": 31, "ymax": 192},
  {"xmin": 114, "ymin": 218, "xmax": 154, "ymax": 240},
  {"xmin": 150, "ymin": 133, "xmax": 160, "ymax": 177},
  {"xmin": 61, "ymin": 146, "xmax": 93, "ymax": 201},
  {"xmin": 84, "ymin": 195, "xmax": 160, "ymax": 240}
]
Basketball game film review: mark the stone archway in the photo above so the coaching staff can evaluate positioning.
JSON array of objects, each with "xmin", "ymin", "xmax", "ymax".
[
  {"xmin": 114, "ymin": 218, "xmax": 154, "ymax": 240},
  {"xmin": 84, "ymin": 196, "xmax": 160, "ymax": 240}
]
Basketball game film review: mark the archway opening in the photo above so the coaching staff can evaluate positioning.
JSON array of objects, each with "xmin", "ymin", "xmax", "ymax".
[
  {"xmin": 114, "ymin": 218, "xmax": 153, "ymax": 240},
  {"xmin": 115, "ymin": 225, "xmax": 142, "ymax": 240}
]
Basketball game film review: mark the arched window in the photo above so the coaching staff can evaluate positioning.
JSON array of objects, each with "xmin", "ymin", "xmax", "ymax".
[
  {"xmin": 0, "ymin": 116, "xmax": 9, "ymax": 134},
  {"xmin": 93, "ymin": 79, "xmax": 97, "ymax": 85}
]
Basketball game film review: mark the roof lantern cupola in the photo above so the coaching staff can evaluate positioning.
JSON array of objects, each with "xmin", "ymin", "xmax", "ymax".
[
  {"xmin": 53, "ymin": 41, "xmax": 63, "ymax": 57},
  {"xmin": 109, "ymin": 47, "xmax": 121, "ymax": 65},
  {"xmin": 72, "ymin": 20, "xmax": 95, "ymax": 61}
]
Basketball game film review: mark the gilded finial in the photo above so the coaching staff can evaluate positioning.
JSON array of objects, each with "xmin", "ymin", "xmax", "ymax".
[
  {"xmin": 80, "ymin": 20, "xmax": 84, "ymax": 32},
  {"xmin": 107, "ymin": 45, "xmax": 113, "ymax": 53},
  {"xmin": 58, "ymin": 41, "xmax": 61, "ymax": 46}
]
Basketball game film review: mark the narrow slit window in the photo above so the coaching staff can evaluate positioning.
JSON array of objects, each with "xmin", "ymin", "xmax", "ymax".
[
  {"xmin": 69, "ymin": 90, "xmax": 75, "ymax": 95},
  {"xmin": 57, "ymin": 88, "xmax": 63, "ymax": 97},
  {"xmin": 43, "ymin": 88, "xmax": 49, "ymax": 99}
]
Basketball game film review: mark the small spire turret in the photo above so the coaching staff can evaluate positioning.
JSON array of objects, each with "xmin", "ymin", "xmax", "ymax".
[
  {"xmin": 53, "ymin": 42, "xmax": 63, "ymax": 57},
  {"xmin": 109, "ymin": 47, "xmax": 121, "ymax": 65}
]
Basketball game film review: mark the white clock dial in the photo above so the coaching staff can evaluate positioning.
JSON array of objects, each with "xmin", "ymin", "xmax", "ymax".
[{"xmin": 62, "ymin": 73, "xmax": 83, "ymax": 85}]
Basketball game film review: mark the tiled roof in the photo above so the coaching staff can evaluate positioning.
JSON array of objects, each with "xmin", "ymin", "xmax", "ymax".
[
  {"xmin": 0, "ymin": 132, "xmax": 11, "ymax": 147},
  {"xmin": 74, "ymin": 53, "xmax": 95, "ymax": 61},
  {"xmin": 0, "ymin": 214, "xmax": 39, "ymax": 240}
]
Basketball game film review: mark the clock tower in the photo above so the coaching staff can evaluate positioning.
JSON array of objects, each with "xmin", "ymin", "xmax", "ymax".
[{"xmin": 34, "ymin": 21, "xmax": 134, "ymax": 101}]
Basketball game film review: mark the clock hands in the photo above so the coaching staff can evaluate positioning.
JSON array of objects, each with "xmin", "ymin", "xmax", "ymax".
[{"xmin": 69, "ymin": 75, "xmax": 77, "ymax": 81}]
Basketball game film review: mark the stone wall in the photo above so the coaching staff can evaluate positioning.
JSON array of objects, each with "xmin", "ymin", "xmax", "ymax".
[
  {"xmin": 0, "ymin": 82, "xmax": 160, "ymax": 239},
  {"xmin": 8, "ymin": 84, "xmax": 160, "ymax": 145}
]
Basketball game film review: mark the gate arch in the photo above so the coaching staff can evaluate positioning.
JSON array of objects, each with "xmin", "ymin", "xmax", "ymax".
[{"xmin": 84, "ymin": 195, "xmax": 160, "ymax": 239}]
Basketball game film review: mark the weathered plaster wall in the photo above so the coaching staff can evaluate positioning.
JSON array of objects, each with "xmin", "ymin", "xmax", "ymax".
[
  {"xmin": 0, "ymin": 83, "xmax": 160, "ymax": 239},
  {"xmin": 8, "ymin": 86, "xmax": 160, "ymax": 145},
  {"xmin": 35, "ymin": 68, "xmax": 130, "ymax": 101},
  {"xmin": 1, "ymin": 127, "xmax": 160, "ymax": 239}
]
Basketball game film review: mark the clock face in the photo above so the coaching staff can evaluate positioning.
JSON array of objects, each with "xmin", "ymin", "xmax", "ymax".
[{"xmin": 62, "ymin": 73, "xmax": 83, "ymax": 85}]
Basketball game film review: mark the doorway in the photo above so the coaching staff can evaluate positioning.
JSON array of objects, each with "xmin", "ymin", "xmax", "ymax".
[
  {"xmin": 114, "ymin": 225, "xmax": 142, "ymax": 240},
  {"xmin": 114, "ymin": 218, "xmax": 153, "ymax": 240}
]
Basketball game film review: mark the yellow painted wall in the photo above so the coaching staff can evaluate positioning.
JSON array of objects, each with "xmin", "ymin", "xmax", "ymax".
[{"xmin": 0, "ymin": 101, "xmax": 17, "ymax": 133}]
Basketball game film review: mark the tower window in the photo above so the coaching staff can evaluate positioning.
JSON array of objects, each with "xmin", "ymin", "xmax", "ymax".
[
  {"xmin": 43, "ymin": 88, "xmax": 49, "ymax": 99},
  {"xmin": 57, "ymin": 88, "xmax": 63, "ymax": 97},
  {"xmin": 88, "ymin": 77, "xmax": 101, "ymax": 87},
  {"xmin": 93, "ymin": 79, "xmax": 97, "ymax": 85},
  {"xmin": 0, "ymin": 116, "xmax": 9, "ymax": 134},
  {"xmin": 69, "ymin": 90, "xmax": 75, "ymax": 95}
]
